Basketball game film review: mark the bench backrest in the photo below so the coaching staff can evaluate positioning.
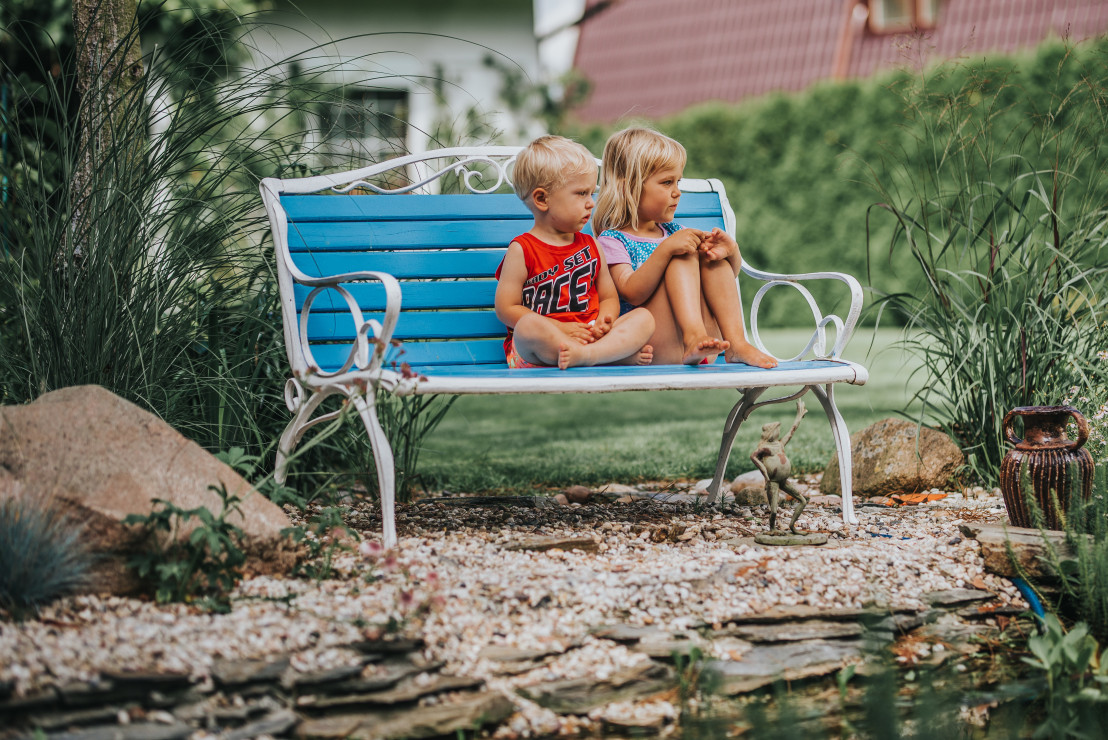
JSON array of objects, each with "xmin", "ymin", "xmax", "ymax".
[{"xmin": 261, "ymin": 147, "xmax": 736, "ymax": 375}]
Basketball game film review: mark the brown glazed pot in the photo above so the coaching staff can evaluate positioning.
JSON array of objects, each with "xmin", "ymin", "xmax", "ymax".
[{"xmin": 999, "ymin": 406, "xmax": 1094, "ymax": 530}]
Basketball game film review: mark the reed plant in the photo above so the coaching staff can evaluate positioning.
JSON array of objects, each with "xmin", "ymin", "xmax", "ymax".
[
  {"xmin": 0, "ymin": 7, "xmax": 463, "ymax": 500},
  {"xmin": 867, "ymin": 42, "xmax": 1108, "ymax": 484}
]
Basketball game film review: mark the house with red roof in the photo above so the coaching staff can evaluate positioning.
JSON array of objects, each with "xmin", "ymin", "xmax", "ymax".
[{"xmin": 571, "ymin": 0, "xmax": 1108, "ymax": 123}]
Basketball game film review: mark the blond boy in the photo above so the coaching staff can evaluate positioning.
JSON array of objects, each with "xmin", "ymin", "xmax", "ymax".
[{"xmin": 494, "ymin": 136, "xmax": 654, "ymax": 369}]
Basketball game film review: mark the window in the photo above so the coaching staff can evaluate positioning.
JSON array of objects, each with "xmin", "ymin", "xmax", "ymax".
[
  {"xmin": 868, "ymin": 0, "xmax": 940, "ymax": 34},
  {"xmin": 321, "ymin": 88, "xmax": 408, "ymax": 160}
]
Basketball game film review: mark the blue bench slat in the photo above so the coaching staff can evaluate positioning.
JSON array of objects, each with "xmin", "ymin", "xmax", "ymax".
[
  {"xmin": 305, "ymin": 310, "xmax": 505, "ymax": 341},
  {"xmin": 282, "ymin": 193, "xmax": 531, "ymax": 221},
  {"xmin": 287, "ymin": 216, "xmax": 727, "ymax": 251},
  {"xmin": 280, "ymin": 192, "xmax": 725, "ymax": 222},
  {"xmin": 286, "ymin": 219, "xmax": 529, "ymax": 250},
  {"xmin": 307, "ymin": 338, "xmax": 506, "ymax": 372},
  {"xmin": 294, "ymin": 280, "xmax": 497, "ymax": 312},
  {"xmin": 290, "ymin": 250, "xmax": 505, "ymax": 279}
]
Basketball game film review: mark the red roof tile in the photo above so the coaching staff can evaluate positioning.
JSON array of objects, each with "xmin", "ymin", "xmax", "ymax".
[{"xmin": 572, "ymin": 0, "xmax": 1108, "ymax": 122}]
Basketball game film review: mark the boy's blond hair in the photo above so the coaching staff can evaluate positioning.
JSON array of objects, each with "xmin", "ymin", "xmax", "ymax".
[
  {"xmin": 513, "ymin": 135, "xmax": 597, "ymax": 210},
  {"xmin": 593, "ymin": 127, "xmax": 686, "ymax": 233}
]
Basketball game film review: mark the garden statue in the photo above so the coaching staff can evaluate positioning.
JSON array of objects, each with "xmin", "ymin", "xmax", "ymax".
[{"xmin": 751, "ymin": 400, "xmax": 827, "ymax": 545}]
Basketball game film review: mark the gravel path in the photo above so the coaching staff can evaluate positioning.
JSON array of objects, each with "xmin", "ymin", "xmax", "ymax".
[{"xmin": 0, "ymin": 482, "xmax": 1024, "ymax": 735}]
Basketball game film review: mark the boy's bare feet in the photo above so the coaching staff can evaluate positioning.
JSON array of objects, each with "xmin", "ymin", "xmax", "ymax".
[
  {"xmin": 557, "ymin": 343, "xmax": 576, "ymax": 370},
  {"xmin": 682, "ymin": 336, "xmax": 728, "ymax": 365},
  {"xmin": 725, "ymin": 342, "xmax": 778, "ymax": 368},
  {"xmin": 637, "ymin": 344, "xmax": 654, "ymax": 365}
]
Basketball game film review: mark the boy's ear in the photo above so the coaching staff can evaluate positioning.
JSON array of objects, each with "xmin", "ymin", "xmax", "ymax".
[{"xmin": 531, "ymin": 187, "xmax": 550, "ymax": 212}]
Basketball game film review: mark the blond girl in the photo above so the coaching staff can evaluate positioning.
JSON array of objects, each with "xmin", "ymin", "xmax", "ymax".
[{"xmin": 593, "ymin": 128, "xmax": 777, "ymax": 367}]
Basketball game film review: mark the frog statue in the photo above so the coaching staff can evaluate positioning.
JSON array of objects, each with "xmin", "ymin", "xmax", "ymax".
[{"xmin": 751, "ymin": 399, "xmax": 810, "ymax": 535}]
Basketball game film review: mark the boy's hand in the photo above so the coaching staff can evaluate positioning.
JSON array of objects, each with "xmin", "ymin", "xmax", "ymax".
[
  {"xmin": 557, "ymin": 320, "xmax": 596, "ymax": 344},
  {"xmin": 661, "ymin": 228, "xmax": 704, "ymax": 257},
  {"xmin": 699, "ymin": 228, "xmax": 738, "ymax": 261}
]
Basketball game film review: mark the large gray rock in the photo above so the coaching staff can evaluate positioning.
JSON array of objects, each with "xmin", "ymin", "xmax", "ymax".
[
  {"xmin": 821, "ymin": 418, "xmax": 963, "ymax": 496},
  {"xmin": 0, "ymin": 386, "xmax": 296, "ymax": 595}
]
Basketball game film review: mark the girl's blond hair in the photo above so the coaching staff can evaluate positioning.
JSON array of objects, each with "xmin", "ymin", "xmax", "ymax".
[{"xmin": 593, "ymin": 127, "xmax": 686, "ymax": 234}]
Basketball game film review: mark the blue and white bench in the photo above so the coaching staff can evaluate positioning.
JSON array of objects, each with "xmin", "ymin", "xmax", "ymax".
[{"xmin": 259, "ymin": 147, "xmax": 868, "ymax": 547}]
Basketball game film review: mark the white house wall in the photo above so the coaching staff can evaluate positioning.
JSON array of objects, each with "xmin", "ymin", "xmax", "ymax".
[{"xmin": 249, "ymin": 0, "xmax": 540, "ymax": 155}]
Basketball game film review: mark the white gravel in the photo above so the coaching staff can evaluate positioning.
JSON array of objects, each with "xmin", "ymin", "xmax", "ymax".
[{"xmin": 0, "ymin": 484, "xmax": 1023, "ymax": 715}]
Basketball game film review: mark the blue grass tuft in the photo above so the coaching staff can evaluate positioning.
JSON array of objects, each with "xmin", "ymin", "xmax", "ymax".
[{"xmin": 0, "ymin": 497, "xmax": 93, "ymax": 618}]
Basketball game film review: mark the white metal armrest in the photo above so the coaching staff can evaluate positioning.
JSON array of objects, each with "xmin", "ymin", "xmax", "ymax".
[
  {"xmin": 742, "ymin": 265, "xmax": 864, "ymax": 361},
  {"xmin": 294, "ymin": 270, "xmax": 402, "ymax": 379}
]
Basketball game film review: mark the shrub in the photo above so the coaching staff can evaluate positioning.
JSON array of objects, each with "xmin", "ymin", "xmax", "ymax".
[
  {"xmin": 0, "ymin": 496, "xmax": 92, "ymax": 618},
  {"xmin": 865, "ymin": 43, "xmax": 1108, "ymax": 484}
]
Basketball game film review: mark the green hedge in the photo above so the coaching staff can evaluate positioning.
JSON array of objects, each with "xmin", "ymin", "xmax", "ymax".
[{"xmin": 570, "ymin": 36, "xmax": 1108, "ymax": 327}]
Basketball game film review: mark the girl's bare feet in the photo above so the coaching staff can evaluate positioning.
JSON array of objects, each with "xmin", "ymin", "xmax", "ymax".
[
  {"xmin": 636, "ymin": 344, "xmax": 654, "ymax": 365},
  {"xmin": 682, "ymin": 336, "xmax": 728, "ymax": 365},
  {"xmin": 725, "ymin": 342, "xmax": 778, "ymax": 368}
]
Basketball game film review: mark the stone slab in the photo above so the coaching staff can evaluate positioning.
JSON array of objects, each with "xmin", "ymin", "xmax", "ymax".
[{"xmin": 705, "ymin": 639, "xmax": 866, "ymax": 695}]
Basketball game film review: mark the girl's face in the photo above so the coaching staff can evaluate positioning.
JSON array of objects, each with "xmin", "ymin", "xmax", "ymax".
[{"xmin": 637, "ymin": 166, "xmax": 683, "ymax": 225}]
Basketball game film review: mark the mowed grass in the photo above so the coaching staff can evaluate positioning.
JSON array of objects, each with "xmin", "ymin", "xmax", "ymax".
[{"xmin": 415, "ymin": 328, "xmax": 920, "ymax": 493}]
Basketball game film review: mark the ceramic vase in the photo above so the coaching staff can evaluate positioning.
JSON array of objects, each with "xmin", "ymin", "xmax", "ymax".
[{"xmin": 999, "ymin": 406, "xmax": 1094, "ymax": 530}]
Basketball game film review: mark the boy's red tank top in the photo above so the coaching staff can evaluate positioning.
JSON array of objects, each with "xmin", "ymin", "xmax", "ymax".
[{"xmin": 495, "ymin": 231, "xmax": 602, "ymax": 355}]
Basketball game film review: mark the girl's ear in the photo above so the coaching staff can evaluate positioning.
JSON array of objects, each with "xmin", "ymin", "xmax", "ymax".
[{"xmin": 531, "ymin": 187, "xmax": 549, "ymax": 212}]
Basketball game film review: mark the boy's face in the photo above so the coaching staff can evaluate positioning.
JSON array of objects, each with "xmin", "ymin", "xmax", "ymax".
[
  {"xmin": 638, "ymin": 166, "xmax": 683, "ymax": 224},
  {"xmin": 534, "ymin": 170, "xmax": 597, "ymax": 233}
]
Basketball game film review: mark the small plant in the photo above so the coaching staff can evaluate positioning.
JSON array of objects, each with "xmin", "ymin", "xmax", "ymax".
[
  {"xmin": 283, "ymin": 505, "xmax": 356, "ymax": 582},
  {"xmin": 0, "ymin": 496, "xmax": 92, "ymax": 619},
  {"xmin": 1022, "ymin": 614, "xmax": 1108, "ymax": 737},
  {"xmin": 124, "ymin": 484, "xmax": 246, "ymax": 611}
]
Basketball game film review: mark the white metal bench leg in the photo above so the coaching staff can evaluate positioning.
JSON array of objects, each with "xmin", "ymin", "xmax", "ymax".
[
  {"xmin": 705, "ymin": 387, "xmax": 768, "ymax": 505},
  {"xmin": 275, "ymin": 388, "xmax": 337, "ymax": 485},
  {"xmin": 810, "ymin": 383, "xmax": 858, "ymax": 525},
  {"xmin": 350, "ymin": 392, "xmax": 398, "ymax": 549}
]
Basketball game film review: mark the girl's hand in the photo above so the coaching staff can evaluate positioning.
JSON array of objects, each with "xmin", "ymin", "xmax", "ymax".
[
  {"xmin": 558, "ymin": 321, "xmax": 596, "ymax": 344},
  {"xmin": 661, "ymin": 228, "xmax": 704, "ymax": 258},
  {"xmin": 699, "ymin": 228, "xmax": 738, "ymax": 262}
]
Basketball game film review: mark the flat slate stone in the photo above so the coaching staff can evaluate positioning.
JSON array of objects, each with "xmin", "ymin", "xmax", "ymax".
[
  {"xmin": 959, "ymin": 522, "xmax": 1073, "ymax": 579},
  {"xmin": 754, "ymin": 532, "xmax": 829, "ymax": 546},
  {"xmin": 589, "ymin": 624, "xmax": 669, "ymax": 643},
  {"xmin": 297, "ymin": 673, "xmax": 483, "ymax": 710},
  {"xmin": 297, "ymin": 691, "xmax": 515, "ymax": 740},
  {"xmin": 718, "ymin": 604, "xmax": 916, "ymax": 625},
  {"xmin": 46, "ymin": 722, "xmax": 194, "ymax": 740},
  {"xmin": 517, "ymin": 662, "xmax": 674, "ymax": 714},
  {"xmin": 724, "ymin": 620, "xmax": 864, "ymax": 643},
  {"xmin": 349, "ymin": 637, "xmax": 424, "ymax": 655},
  {"xmin": 705, "ymin": 639, "xmax": 866, "ymax": 695},
  {"xmin": 223, "ymin": 709, "xmax": 298, "ymax": 740},
  {"xmin": 922, "ymin": 589, "xmax": 995, "ymax": 607},
  {"xmin": 631, "ymin": 637, "xmax": 705, "ymax": 660},
  {"xmin": 502, "ymin": 536, "xmax": 598, "ymax": 553},
  {"xmin": 29, "ymin": 704, "xmax": 127, "ymax": 730},
  {"xmin": 318, "ymin": 659, "xmax": 443, "ymax": 695},
  {"xmin": 211, "ymin": 655, "xmax": 291, "ymax": 687},
  {"xmin": 288, "ymin": 662, "xmax": 367, "ymax": 689}
]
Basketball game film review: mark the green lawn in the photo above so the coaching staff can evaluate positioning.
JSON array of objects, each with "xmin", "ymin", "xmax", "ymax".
[{"xmin": 415, "ymin": 328, "xmax": 921, "ymax": 493}]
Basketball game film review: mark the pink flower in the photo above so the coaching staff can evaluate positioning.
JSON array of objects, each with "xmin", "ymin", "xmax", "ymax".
[{"xmin": 359, "ymin": 540, "xmax": 384, "ymax": 559}]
